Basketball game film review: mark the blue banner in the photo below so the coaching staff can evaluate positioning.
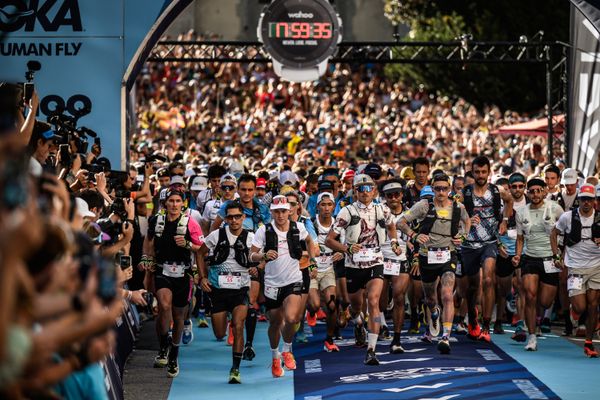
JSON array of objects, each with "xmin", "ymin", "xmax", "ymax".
[{"xmin": 0, "ymin": 0, "xmax": 186, "ymax": 167}]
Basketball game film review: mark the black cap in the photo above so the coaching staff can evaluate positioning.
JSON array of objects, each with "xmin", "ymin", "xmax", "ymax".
[
  {"xmin": 318, "ymin": 180, "xmax": 335, "ymax": 192},
  {"xmin": 363, "ymin": 163, "xmax": 382, "ymax": 179},
  {"xmin": 527, "ymin": 177, "xmax": 546, "ymax": 189}
]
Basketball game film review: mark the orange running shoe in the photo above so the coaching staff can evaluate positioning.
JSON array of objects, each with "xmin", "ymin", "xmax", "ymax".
[
  {"xmin": 468, "ymin": 323, "xmax": 481, "ymax": 340},
  {"xmin": 478, "ymin": 329, "xmax": 491, "ymax": 343},
  {"xmin": 271, "ymin": 358, "xmax": 285, "ymax": 378},
  {"xmin": 306, "ymin": 311, "xmax": 317, "ymax": 327},
  {"xmin": 281, "ymin": 351, "xmax": 297, "ymax": 370},
  {"xmin": 584, "ymin": 342, "xmax": 598, "ymax": 358},
  {"xmin": 227, "ymin": 323, "xmax": 234, "ymax": 346},
  {"xmin": 317, "ymin": 309, "xmax": 327, "ymax": 321},
  {"xmin": 323, "ymin": 340, "xmax": 340, "ymax": 352}
]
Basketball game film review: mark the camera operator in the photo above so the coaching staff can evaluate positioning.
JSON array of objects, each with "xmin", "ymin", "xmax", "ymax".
[
  {"xmin": 96, "ymin": 197, "xmax": 135, "ymax": 258},
  {"xmin": 27, "ymin": 121, "xmax": 59, "ymax": 174}
]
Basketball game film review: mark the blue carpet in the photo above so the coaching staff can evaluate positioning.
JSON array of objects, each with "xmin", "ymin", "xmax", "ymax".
[{"xmin": 294, "ymin": 323, "xmax": 558, "ymax": 400}]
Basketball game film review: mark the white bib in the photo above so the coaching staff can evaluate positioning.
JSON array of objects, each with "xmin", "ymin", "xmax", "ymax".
[
  {"xmin": 353, "ymin": 247, "xmax": 379, "ymax": 263},
  {"xmin": 507, "ymin": 229, "xmax": 517, "ymax": 240},
  {"xmin": 317, "ymin": 255, "xmax": 333, "ymax": 270},
  {"xmin": 218, "ymin": 272, "xmax": 243, "ymax": 289},
  {"xmin": 543, "ymin": 258, "xmax": 561, "ymax": 274},
  {"xmin": 384, "ymin": 259, "xmax": 401, "ymax": 276},
  {"xmin": 162, "ymin": 263, "xmax": 185, "ymax": 278},
  {"xmin": 427, "ymin": 248, "xmax": 451, "ymax": 265},
  {"xmin": 567, "ymin": 274, "xmax": 583, "ymax": 291},
  {"xmin": 264, "ymin": 285, "xmax": 279, "ymax": 300}
]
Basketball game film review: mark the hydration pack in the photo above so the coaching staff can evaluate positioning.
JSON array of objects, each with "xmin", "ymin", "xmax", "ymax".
[
  {"xmin": 265, "ymin": 221, "xmax": 303, "ymax": 260},
  {"xmin": 565, "ymin": 209, "xmax": 600, "ymax": 247},
  {"xmin": 210, "ymin": 227, "xmax": 256, "ymax": 268},
  {"xmin": 155, "ymin": 210, "xmax": 190, "ymax": 238},
  {"xmin": 418, "ymin": 199, "xmax": 461, "ymax": 238},
  {"xmin": 344, "ymin": 203, "xmax": 387, "ymax": 245},
  {"xmin": 463, "ymin": 184, "xmax": 502, "ymax": 222}
]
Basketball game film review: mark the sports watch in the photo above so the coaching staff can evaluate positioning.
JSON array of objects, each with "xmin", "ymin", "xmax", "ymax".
[{"xmin": 257, "ymin": 0, "xmax": 343, "ymax": 82}]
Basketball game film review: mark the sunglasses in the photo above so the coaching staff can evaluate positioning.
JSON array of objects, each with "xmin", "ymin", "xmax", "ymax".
[
  {"xmin": 527, "ymin": 188, "xmax": 543, "ymax": 195},
  {"xmin": 579, "ymin": 197, "xmax": 595, "ymax": 202},
  {"xmin": 511, "ymin": 184, "xmax": 525, "ymax": 189},
  {"xmin": 221, "ymin": 185, "xmax": 236, "ymax": 191},
  {"xmin": 226, "ymin": 214, "xmax": 244, "ymax": 220},
  {"xmin": 288, "ymin": 201, "xmax": 298, "ymax": 207},
  {"xmin": 384, "ymin": 191, "xmax": 401, "ymax": 199},
  {"xmin": 356, "ymin": 185, "xmax": 374, "ymax": 193},
  {"xmin": 433, "ymin": 186, "xmax": 450, "ymax": 192}
]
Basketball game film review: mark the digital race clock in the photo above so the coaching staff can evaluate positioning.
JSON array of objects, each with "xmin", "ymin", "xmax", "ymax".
[{"xmin": 257, "ymin": 0, "xmax": 342, "ymax": 82}]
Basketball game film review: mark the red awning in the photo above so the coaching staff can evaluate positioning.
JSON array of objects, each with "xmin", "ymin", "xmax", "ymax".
[{"xmin": 491, "ymin": 114, "xmax": 565, "ymax": 136}]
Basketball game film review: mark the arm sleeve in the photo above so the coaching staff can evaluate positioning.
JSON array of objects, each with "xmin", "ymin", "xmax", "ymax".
[
  {"xmin": 188, "ymin": 217, "xmax": 204, "ymax": 246},
  {"xmin": 332, "ymin": 207, "xmax": 351, "ymax": 235}
]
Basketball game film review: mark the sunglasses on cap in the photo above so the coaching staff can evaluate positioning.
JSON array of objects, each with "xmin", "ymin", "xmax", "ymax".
[
  {"xmin": 356, "ymin": 185, "xmax": 374, "ymax": 193},
  {"xmin": 220, "ymin": 185, "xmax": 236, "ymax": 191}
]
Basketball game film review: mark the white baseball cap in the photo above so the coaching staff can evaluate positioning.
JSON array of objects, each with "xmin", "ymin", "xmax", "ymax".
[
  {"xmin": 190, "ymin": 176, "xmax": 208, "ymax": 191},
  {"xmin": 317, "ymin": 192, "xmax": 335, "ymax": 204},
  {"xmin": 561, "ymin": 168, "xmax": 578, "ymax": 185},
  {"xmin": 353, "ymin": 173, "xmax": 375, "ymax": 187},
  {"xmin": 170, "ymin": 175, "xmax": 186, "ymax": 186},
  {"xmin": 270, "ymin": 195, "xmax": 291, "ymax": 210},
  {"xmin": 279, "ymin": 170, "xmax": 299, "ymax": 186}
]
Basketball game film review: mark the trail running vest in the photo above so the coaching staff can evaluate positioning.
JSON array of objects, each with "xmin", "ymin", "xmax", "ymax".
[
  {"xmin": 463, "ymin": 184, "xmax": 502, "ymax": 222},
  {"xmin": 565, "ymin": 209, "xmax": 600, "ymax": 247},
  {"xmin": 265, "ymin": 221, "xmax": 303, "ymax": 260},
  {"xmin": 210, "ymin": 227, "xmax": 255, "ymax": 268},
  {"xmin": 344, "ymin": 203, "xmax": 387, "ymax": 246},
  {"xmin": 418, "ymin": 199, "xmax": 461, "ymax": 238}
]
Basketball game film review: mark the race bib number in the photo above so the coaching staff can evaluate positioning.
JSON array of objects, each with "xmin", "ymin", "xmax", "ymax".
[
  {"xmin": 507, "ymin": 229, "xmax": 517, "ymax": 240},
  {"xmin": 543, "ymin": 259, "xmax": 561, "ymax": 274},
  {"xmin": 264, "ymin": 285, "xmax": 279, "ymax": 300},
  {"xmin": 456, "ymin": 261, "xmax": 462, "ymax": 276},
  {"xmin": 317, "ymin": 255, "xmax": 333, "ymax": 270},
  {"xmin": 427, "ymin": 248, "xmax": 451, "ymax": 265},
  {"xmin": 218, "ymin": 273, "xmax": 243, "ymax": 289},
  {"xmin": 384, "ymin": 260, "xmax": 401, "ymax": 276},
  {"xmin": 353, "ymin": 247, "xmax": 378, "ymax": 263},
  {"xmin": 567, "ymin": 275, "xmax": 583, "ymax": 291},
  {"xmin": 162, "ymin": 263, "xmax": 185, "ymax": 278}
]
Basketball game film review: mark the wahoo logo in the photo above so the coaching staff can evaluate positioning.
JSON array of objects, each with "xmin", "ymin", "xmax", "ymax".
[
  {"xmin": 288, "ymin": 11, "xmax": 314, "ymax": 19},
  {"xmin": 0, "ymin": 0, "xmax": 82, "ymax": 32}
]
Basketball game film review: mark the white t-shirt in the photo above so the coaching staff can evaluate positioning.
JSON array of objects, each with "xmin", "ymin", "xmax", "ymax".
[
  {"xmin": 314, "ymin": 217, "xmax": 335, "ymax": 272},
  {"xmin": 516, "ymin": 200, "xmax": 564, "ymax": 258},
  {"xmin": 382, "ymin": 212, "xmax": 407, "ymax": 261},
  {"xmin": 202, "ymin": 199, "xmax": 224, "ymax": 227},
  {"xmin": 555, "ymin": 210, "xmax": 600, "ymax": 269},
  {"xmin": 204, "ymin": 227, "xmax": 254, "ymax": 288},
  {"xmin": 252, "ymin": 222, "xmax": 308, "ymax": 287}
]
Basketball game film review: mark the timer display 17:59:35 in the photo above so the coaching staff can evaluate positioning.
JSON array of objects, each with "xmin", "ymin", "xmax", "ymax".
[{"xmin": 268, "ymin": 22, "xmax": 332, "ymax": 40}]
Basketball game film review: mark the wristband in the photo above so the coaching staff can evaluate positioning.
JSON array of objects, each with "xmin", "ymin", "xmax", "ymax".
[
  {"xmin": 71, "ymin": 295, "xmax": 84, "ymax": 312},
  {"xmin": 553, "ymin": 254, "xmax": 561, "ymax": 261},
  {"xmin": 346, "ymin": 245, "xmax": 354, "ymax": 255},
  {"xmin": 185, "ymin": 241, "xmax": 192, "ymax": 250},
  {"xmin": 308, "ymin": 264, "xmax": 317, "ymax": 272},
  {"xmin": 126, "ymin": 290, "xmax": 133, "ymax": 301},
  {"xmin": 262, "ymin": 252, "xmax": 269, "ymax": 261}
]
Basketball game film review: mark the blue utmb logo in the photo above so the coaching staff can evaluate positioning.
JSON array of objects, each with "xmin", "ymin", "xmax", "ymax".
[{"xmin": 0, "ymin": 0, "xmax": 82, "ymax": 32}]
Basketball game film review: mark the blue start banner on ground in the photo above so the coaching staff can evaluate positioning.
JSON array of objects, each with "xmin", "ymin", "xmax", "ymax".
[{"xmin": 0, "ymin": 0, "xmax": 191, "ymax": 167}]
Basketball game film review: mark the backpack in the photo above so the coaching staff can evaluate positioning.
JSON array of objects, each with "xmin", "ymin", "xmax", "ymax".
[
  {"xmin": 210, "ymin": 227, "xmax": 256, "ymax": 268},
  {"xmin": 265, "ymin": 221, "xmax": 303, "ymax": 260},
  {"xmin": 418, "ymin": 199, "xmax": 461, "ymax": 238},
  {"xmin": 155, "ymin": 210, "xmax": 190, "ymax": 238},
  {"xmin": 565, "ymin": 209, "xmax": 600, "ymax": 247},
  {"xmin": 463, "ymin": 183, "xmax": 502, "ymax": 222},
  {"xmin": 344, "ymin": 203, "xmax": 387, "ymax": 245}
]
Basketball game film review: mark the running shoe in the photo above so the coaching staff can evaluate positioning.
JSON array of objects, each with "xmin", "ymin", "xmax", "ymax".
[
  {"xmin": 166, "ymin": 358, "xmax": 179, "ymax": 378},
  {"xmin": 153, "ymin": 347, "xmax": 169, "ymax": 368},
  {"xmin": 511, "ymin": 313, "xmax": 521, "ymax": 327},
  {"xmin": 306, "ymin": 311, "xmax": 317, "ymax": 327},
  {"xmin": 228, "ymin": 368, "xmax": 241, "ymax": 384},
  {"xmin": 338, "ymin": 308, "xmax": 350, "ymax": 328},
  {"xmin": 540, "ymin": 318, "xmax": 552, "ymax": 333},
  {"xmin": 182, "ymin": 319, "xmax": 194, "ymax": 345},
  {"xmin": 478, "ymin": 329, "xmax": 491, "ymax": 343},
  {"xmin": 427, "ymin": 306, "xmax": 441, "ymax": 337},
  {"xmin": 512, "ymin": 324, "xmax": 527, "ymax": 342},
  {"xmin": 493, "ymin": 320, "xmax": 505, "ymax": 334},
  {"xmin": 524, "ymin": 334, "xmax": 537, "ymax": 351},
  {"xmin": 390, "ymin": 341, "xmax": 405, "ymax": 354},
  {"xmin": 242, "ymin": 344, "xmax": 256, "ymax": 361},
  {"xmin": 271, "ymin": 358, "xmax": 285, "ymax": 378},
  {"xmin": 282, "ymin": 351, "xmax": 296, "ymax": 370},
  {"xmin": 227, "ymin": 323, "xmax": 234, "ymax": 346},
  {"xmin": 408, "ymin": 321, "xmax": 421, "ymax": 334},
  {"xmin": 576, "ymin": 324, "xmax": 587, "ymax": 338},
  {"xmin": 584, "ymin": 343, "xmax": 599, "ymax": 358},
  {"xmin": 324, "ymin": 339, "xmax": 340, "ymax": 352},
  {"xmin": 317, "ymin": 309, "xmax": 327, "ymax": 321},
  {"xmin": 354, "ymin": 324, "xmax": 367, "ymax": 347},
  {"xmin": 379, "ymin": 325, "xmax": 392, "ymax": 340},
  {"xmin": 196, "ymin": 313, "xmax": 209, "ymax": 328},
  {"xmin": 506, "ymin": 292, "xmax": 517, "ymax": 314},
  {"xmin": 420, "ymin": 332, "xmax": 433, "ymax": 344},
  {"xmin": 455, "ymin": 321, "xmax": 468, "ymax": 335},
  {"xmin": 467, "ymin": 323, "xmax": 481, "ymax": 340},
  {"xmin": 437, "ymin": 337, "xmax": 451, "ymax": 354},
  {"xmin": 364, "ymin": 348, "xmax": 380, "ymax": 366}
]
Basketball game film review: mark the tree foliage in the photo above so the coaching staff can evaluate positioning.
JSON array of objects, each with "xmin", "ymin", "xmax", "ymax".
[{"xmin": 383, "ymin": 0, "xmax": 570, "ymax": 111}]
